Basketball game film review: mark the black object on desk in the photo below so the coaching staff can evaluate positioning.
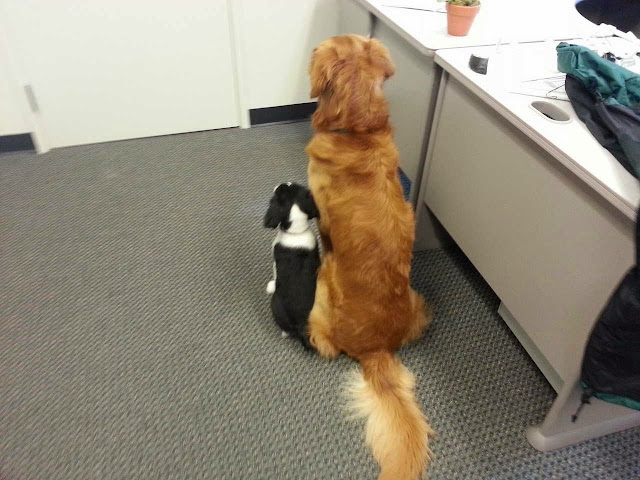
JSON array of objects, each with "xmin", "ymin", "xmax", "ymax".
[{"xmin": 469, "ymin": 54, "xmax": 488, "ymax": 75}]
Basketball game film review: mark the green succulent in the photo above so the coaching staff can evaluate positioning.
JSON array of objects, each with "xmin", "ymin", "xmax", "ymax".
[{"xmin": 446, "ymin": 0, "xmax": 480, "ymax": 6}]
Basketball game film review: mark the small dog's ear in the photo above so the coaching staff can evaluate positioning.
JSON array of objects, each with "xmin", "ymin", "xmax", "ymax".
[
  {"xmin": 263, "ymin": 202, "xmax": 282, "ymax": 229},
  {"xmin": 300, "ymin": 191, "xmax": 319, "ymax": 219}
]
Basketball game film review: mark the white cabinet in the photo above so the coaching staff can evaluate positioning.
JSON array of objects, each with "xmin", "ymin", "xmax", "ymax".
[
  {"xmin": 0, "ymin": 0, "xmax": 341, "ymax": 149},
  {"xmin": 1, "ymin": 0, "xmax": 240, "ymax": 148}
]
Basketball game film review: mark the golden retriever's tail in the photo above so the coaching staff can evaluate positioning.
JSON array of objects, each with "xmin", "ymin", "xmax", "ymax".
[{"xmin": 346, "ymin": 351, "xmax": 433, "ymax": 480}]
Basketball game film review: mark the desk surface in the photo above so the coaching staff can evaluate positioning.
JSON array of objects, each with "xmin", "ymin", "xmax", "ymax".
[
  {"xmin": 435, "ymin": 42, "xmax": 640, "ymax": 220},
  {"xmin": 357, "ymin": 0, "xmax": 596, "ymax": 56}
]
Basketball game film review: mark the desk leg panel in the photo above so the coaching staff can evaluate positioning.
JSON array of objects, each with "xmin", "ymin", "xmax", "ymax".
[
  {"xmin": 527, "ymin": 374, "xmax": 640, "ymax": 451},
  {"xmin": 373, "ymin": 21, "xmax": 438, "ymax": 195}
]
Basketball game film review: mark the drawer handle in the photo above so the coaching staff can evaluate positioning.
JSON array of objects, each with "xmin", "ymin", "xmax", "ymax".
[{"xmin": 529, "ymin": 101, "xmax": 571, "ymax": 123}]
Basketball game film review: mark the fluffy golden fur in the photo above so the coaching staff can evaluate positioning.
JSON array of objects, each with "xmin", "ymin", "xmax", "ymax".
[{"xmin": 306, "ymin": 35, "xmax": 434, "ymax": 480}]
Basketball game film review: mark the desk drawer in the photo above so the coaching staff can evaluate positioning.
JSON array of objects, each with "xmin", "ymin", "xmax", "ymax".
[{"xmin": 425, "ymin": 77, "xmax": 635, "ymax": 383}]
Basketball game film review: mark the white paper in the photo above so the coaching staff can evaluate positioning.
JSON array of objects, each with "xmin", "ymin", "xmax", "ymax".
[{"xmin": 381, "ymin": 0, "xmax": 446, "ymax": 13}]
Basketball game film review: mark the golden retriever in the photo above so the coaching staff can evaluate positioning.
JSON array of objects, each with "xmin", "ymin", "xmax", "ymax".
[{"xmin": 305, "ymin": 35, "xmax": 433, "ymax": 480}]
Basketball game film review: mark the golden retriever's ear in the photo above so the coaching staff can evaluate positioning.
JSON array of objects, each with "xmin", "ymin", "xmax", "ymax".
[
  {"xmin": 369, "ymin": 38, "xmax": 396, "ymax": 79},
  {"xmin": 309, "ymin": 46, "xmax": 339, "ymax": 99},
  {"xmin": 309, "ymin": 48, "xmax": 328, "ymax": 98}
]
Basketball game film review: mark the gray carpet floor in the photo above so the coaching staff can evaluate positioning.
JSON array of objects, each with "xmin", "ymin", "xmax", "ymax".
[{"xmin": 1, "ymin": 122, "xmax": 639, "ymax": 480}]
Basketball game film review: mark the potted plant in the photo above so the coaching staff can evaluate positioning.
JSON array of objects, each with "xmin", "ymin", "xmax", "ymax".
[{"xmin": 445, "ymin": 0, "xmax": 481, "ymax": 37}]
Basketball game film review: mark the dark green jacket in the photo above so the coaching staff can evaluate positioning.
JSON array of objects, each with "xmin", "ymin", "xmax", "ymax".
[
  {"xmin": 557, "ymin": 42, "xmax": 640, "ymax": 108},
  {"xmin": 557, "ymin": 42, "xmax": 640, "ymax": 178}
]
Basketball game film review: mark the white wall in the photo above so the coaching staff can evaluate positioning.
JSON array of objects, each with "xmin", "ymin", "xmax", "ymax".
[
  {"xmin": 235, "ymin": 0, "xmax": 340, "ymax": 110},
  {"xmin": 338, "ymin": 0, "xmax": 372, "ymax": 36},
  {"xmin": 0, "ymin": 29, "xmax": 30, "ymax": 136}
]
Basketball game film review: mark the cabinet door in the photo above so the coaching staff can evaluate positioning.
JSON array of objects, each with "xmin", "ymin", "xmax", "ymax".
[{"xmin": 2, "ymin": 0, "xmax": 239, "ymax": 148}]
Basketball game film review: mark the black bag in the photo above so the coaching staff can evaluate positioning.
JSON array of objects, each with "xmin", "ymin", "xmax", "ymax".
[
  {"xmin": 579, "ymin": 207, "xmax": 640, "ymax": 414},
  {"xmin": 559, "ymin": 44, "xmax": 640, "ymax": 416}
]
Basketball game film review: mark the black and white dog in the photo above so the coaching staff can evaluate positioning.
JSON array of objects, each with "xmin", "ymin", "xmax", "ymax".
[{"xmin": 263, "ymin": 182, "xmax": 320, "ymax": 349}]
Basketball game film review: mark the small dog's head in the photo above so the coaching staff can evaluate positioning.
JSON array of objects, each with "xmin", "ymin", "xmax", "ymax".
[
  {"xmin": 263, "ymin": 183, "xmax": 319, "ymax": 233},
  {"xmin": 309, "ymin": 34, "xmax": 395, "ymax": 133}
]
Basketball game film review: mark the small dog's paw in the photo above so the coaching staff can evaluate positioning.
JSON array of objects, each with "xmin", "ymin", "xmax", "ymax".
[
  {"xmin": 266, "ymin": 280, "xmax": 275, "ymax": 294},
  {"xmin": 281, "ymin": 330, "xmax": 289, "ymax": 338}
]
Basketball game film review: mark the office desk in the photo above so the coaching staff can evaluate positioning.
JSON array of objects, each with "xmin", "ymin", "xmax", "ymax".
[
  {"xmin": 418, "ymin": 42, "xmax": 640, "ymax": 450},
  {"xmin": 342, "ymin": 0, "xmax": 595, "ymax": 210}
]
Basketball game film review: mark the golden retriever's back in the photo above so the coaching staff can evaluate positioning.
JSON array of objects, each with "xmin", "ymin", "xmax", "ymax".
[
  {"xmin": 306, "ymin": 129, "xmax": 416, "ymax": 352},
  {"xmin": 306, "ymin": 130, "xmax": 414, "ymax": 266}
]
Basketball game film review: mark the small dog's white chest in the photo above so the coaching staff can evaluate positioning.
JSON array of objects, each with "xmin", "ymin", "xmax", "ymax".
[{"xmin": 273, "ymin": 229, "xmax": 316, "ymax": 251}]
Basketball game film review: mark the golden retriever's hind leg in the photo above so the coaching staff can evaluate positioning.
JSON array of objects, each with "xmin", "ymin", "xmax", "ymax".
[{"xmin": 402, "ymin": 290, "xmax": 432, "ymax": 345}]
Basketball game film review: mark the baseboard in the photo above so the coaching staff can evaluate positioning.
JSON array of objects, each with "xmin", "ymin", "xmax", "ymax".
[
  {"xmin": 249, "ymin": 102, "xmax": 317, "ymax": 126},
  {"xmin": 0, "ymin": 133, "xmax": 35, "ymax": 153}
]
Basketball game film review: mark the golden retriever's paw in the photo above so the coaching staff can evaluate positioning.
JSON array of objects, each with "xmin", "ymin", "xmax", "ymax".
[
  {"xmin": 402, "ymin": 292, "xmax": 432, "ymax": 345},
  {"xmin": 310, "ymin": 333, "xmax": 340, "ymax": 359}
]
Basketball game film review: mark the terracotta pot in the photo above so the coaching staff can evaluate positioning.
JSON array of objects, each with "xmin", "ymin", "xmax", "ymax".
[{"xmin": 446, "ymin": 3, "xmax": 480, "ymax": 37}]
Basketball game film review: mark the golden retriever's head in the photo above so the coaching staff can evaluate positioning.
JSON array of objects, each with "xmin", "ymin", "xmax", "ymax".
[{"xmin": 309, "ymin": 35, "xmax": 395, "ymax": 133}]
